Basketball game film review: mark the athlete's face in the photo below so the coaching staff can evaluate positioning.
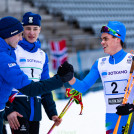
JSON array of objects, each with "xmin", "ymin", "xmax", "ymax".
[
  {"xmin": 101, "ymin": 33, "xmax": 122, "ymax": 55},
  {"xmin": 5, "ymin": 32, "xmax": 23, "ymax": 48},
  {"xmin": 23, "ymin": 25, "xmax": 41, "ymax": 43}
]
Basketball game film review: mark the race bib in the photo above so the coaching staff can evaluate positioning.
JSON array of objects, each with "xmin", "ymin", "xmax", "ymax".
[{"xmin": 104, "ymin": 79, "xmax": 128, "ymax": 95}]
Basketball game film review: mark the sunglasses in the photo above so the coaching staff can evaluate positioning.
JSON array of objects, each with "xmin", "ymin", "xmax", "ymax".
[{"xmin": 101, "ymin": 26, "xmax": 120, "ymax": 37}]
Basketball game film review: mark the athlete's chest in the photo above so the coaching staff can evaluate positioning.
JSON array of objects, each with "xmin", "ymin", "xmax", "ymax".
[{"xmin": 15, "ymin": 46, "xmax": 45, "ymax": 68}]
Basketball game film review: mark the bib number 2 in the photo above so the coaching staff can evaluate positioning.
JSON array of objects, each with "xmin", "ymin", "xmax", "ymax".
[
  {"xmin": 111, "ymin": 82, "xmax": 118, "ymax": 93},
  {"xmin": 104, "ymin": 80, "xmax": 127, "ymax": 95}
]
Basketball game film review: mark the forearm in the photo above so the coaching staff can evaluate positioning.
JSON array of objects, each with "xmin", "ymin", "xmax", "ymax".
[{"xmin": 18, "ymin": 75, "xmax": 63, "ymax": 97}]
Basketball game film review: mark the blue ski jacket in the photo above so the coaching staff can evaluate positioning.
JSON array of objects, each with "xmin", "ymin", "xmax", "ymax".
[{"xmin": 0, "ymin": 37, "xmax": 31, "ymax": 111}]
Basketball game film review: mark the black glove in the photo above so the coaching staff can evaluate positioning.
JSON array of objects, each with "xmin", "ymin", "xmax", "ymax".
[
  {"xmin": 116, "ymin": 103, "xmax": 134, "ymax": 115},
  {"xmin": 57, "ymin": 61, "xmax": 74, "ymax": 83}
]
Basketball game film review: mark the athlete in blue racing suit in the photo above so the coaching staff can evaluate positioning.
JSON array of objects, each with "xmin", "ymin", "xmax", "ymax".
[{"xmin": 59, "ymin": 21, "xmax": 134, "ymax": 134}]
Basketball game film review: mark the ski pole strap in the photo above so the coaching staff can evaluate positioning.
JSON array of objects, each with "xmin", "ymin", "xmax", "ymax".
[{"xmin": 66, "ymin": 88, "xmax": 83, "ymax": 115}]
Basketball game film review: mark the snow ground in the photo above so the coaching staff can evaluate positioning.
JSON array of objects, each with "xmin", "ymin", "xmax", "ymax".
[{"xmin": 6, "ymin": 90, "xmax": 106, "ymax": 134}]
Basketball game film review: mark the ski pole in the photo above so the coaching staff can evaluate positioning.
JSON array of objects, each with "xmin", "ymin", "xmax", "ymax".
[
  {"xmin": 113, "ymin": 56, "xmax": 134, "ymax": 134},
  {"xmin": 47, "ymin": 98, "xmax": 74, "ymax": 134}
]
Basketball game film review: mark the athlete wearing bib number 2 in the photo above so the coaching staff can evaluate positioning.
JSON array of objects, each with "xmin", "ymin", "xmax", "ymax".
[
  {"xmin": 63, "ymin": 21, "xmax": 134, "ymax": 134},
  {"xmin": 5, "ymin": 12, "xmax": 62, "ymax": 134}
]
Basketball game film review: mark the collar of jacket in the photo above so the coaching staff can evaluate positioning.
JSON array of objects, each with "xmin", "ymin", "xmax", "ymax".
[
  {"xmin": 109, "ymin": 49, "xmax": 127, "ymax": 64},
  {"xmin": 18, "ymin": 38, "xmax": 41, "ymax": 53}
]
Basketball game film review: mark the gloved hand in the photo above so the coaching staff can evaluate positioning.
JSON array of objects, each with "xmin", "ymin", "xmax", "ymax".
[
  {"xmin": 116, "ymin": 103, "xmax": 134, "ymax": 115},
  {"xmin": 57, "ymin": 61, "xmax": 74, "ymax": 83}
]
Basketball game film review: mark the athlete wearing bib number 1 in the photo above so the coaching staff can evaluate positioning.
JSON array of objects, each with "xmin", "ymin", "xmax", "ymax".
[
  {"xmin": 57, "ymin": 21, "xmax": 134, "ymax": 134},
  {"xmin": 5, "ymin": 12, "xmax": 62, "ymax": 134}
]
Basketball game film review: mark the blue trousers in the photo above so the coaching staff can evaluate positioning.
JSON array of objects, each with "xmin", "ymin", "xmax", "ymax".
[
  {"xmin": 106, "ymin": 113, "xmax": 134, "ymax": 134},
  {"xmin": 0, "ymin": 110, "xmax": 5, "ymax": 134}
]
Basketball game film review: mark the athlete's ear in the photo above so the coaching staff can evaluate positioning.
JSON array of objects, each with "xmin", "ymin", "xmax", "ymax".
[{"xmin": 116, "ymin": 37, "xmax": 121, "ymax": 43}]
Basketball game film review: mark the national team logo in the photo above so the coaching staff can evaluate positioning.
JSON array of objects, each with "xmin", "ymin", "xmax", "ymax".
[{"xmin": 29, "ymin": 17, "xmax": 33, "ymax": 23}]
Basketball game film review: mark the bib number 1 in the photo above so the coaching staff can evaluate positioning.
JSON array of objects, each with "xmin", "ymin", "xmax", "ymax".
[{"xmin": 31, "ymin": 68, "xmax": 34, "ymax": 78}]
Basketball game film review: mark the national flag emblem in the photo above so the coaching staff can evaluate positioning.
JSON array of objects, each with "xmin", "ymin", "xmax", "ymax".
[{"xmin": 50, "ymin": 40, "xmax": 68, "ymax": 69}]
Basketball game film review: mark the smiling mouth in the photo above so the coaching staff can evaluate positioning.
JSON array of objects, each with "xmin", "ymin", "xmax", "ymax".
[
  {"xmin": 103, "ymin": 46, "xmax": 106, "ymax": 49},
  {"xmin": 29, "ymin": 37, "xmax": 34, "ymax": 39}
]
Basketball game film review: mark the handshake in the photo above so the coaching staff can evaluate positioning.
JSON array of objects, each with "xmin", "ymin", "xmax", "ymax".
[{"xmin": 57, "ymin": 61, "xmax": 74, "ymax": 83}]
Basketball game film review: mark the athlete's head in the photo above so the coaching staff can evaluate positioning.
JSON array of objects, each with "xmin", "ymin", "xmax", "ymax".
[
  {"xmin": 22, "ymin": 12, "xmax": 41, "ymax": 26},
  {"xmin": 0, "ymin": 16, "xmax": 23, "ymax": 39},
  {"xmin": 101, "ymin": 21, "xmax": 126, "ymax": 44},
  {"xmin": 100, "ymin": 21, "xmax": 126, "ymax": 55},
  {"xmin": 21, "ymin": 12, "xmax": 41, "ymax": 43},
  {"xmin": 0, "ymin": 16, "xmax": 23, "ymax": 48}
]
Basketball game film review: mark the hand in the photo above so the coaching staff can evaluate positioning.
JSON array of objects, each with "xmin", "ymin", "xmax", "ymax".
[
  {"xmin": 116, "ymin": 103, "xmax": 134, "ymax": 115},
  {"xmin": 57, "ymin": 61, "xmax": 74, "ymax": 83},
  {"xmin": 52, "ymin": 115, "xmax": 62, "ymax": 126},
  {"xmin": 7, "ymin": 111, "xmax": 23, "ymax": 130}
]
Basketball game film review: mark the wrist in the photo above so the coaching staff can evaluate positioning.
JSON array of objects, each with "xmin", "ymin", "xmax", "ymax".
[{"xmin": 69, "ymin": 77, "xmax": 76, "ymax": 85}]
